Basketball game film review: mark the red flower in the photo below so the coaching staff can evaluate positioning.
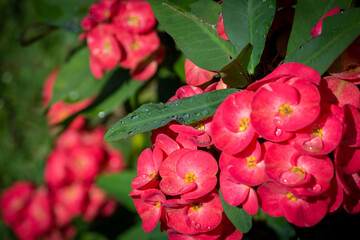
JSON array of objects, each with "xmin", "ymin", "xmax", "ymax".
[
  {"xmin": 311, "ymin": 8, "xmax": 341, "ymax": 38},
  {"xmin": 113, "ymin": 0, "xmax": 156, "ymax": 34},
  {"xmin": 211, "ymin": 90, "xmax": 257, "ymax": 154},
  {"xmin": 132, "ymin": 189, "xmax": 166, "ymax": 232},
  {"xmin": 257, "ymin": 181, "xmax": 330, "ymax": 227},
  {"xmin": 163, "ymin": 192, "xmax": 223, "ymax": 235},
  {"xmin": 159, "ymin": 149, "xmax": 218, "ymax": 199}
]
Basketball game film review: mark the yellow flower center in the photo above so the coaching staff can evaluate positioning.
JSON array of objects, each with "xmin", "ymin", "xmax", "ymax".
[
  {"xmin": 184, "ymin": 172, "xmax": 196, "ymax": 183},
  {"xmin": 131, "ymin": 41, "xmax": 140, "ymax": 50},
  {"xmin": 192, "ymin": 122, "xmax": 205, "ymax": 131},
  {"xmin": 246, "ymin": 157, "xmax": 257, "ymax": 168},
  {"xmin": 104, "ymin": 39, "xmax": 112, "ymax": 52},
  {"xmin": 279, "ymin": 104, "xmax": 293, "ymax": 116},
  {"xmin": 155, "ymin": 201, "xmax": 161, "ymax": 208},
  {"xmin": 127, "ymin": 16, "xmax": 139, "ymax": 27},
  {"xmin": 149, "ymin": 170, "xmax": 156, "ymax": 179},
  {"xmin": 239, "ymin": 118, "xmax": 250, "ymax": 131},
  {"xmin": 286, "ymin": 192, "xmax": 297, "ymax": 201},
  {"xmin": 311, "ymin": 126, "xmax": 323, "ymax": 138},
  {"xmin": 190, "ymin": 203, "xmax": 202, "ymax": 211},
  {"xmin": 291, "ymin": 166, "xmax": 306, "ymax": 175},
  {"xmin": 104, "ymin": 10, "xmax": 111, "ymax": 18}
]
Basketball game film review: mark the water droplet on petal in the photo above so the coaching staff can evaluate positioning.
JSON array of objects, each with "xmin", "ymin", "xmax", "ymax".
[
  {"xmin": 275, "ymin": 128, "xmax": 283, "ymax": 137},
  {"xmin": 273, "ymin": 116, "xmax": 285, "ymax": 127},
  {"xmin": 302, "ymin": 137, "xmax": 323, "ymax": 152},
  {"xmin": 279, "ymin": 169, "xmax": 306, "ymax": 185},
  {"xmin": 312, "ymin": 184, "xmax": 322, "ymax": 192},
  {"xmin": 195, "ymin": 223, "xmax": 201, "ymax": 229}
]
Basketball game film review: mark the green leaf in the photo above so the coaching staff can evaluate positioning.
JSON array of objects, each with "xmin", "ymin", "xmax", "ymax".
[
  {"xmin": 117, "ymin": 222, "xmax": 167, "ymax": 240},
  {"xmin": 286, "ymin": 0, "xmax": 352, "ymax": 56},
  {"xmin": 219, "ymin": 189, "xmax": 252, "ymax": 233},
  {"xmin": 96, "ymin": 170, "xmax": 137, "ymax": 213},
  {"xmin": 222, "ymin": 0, "xmax": 276, "ymax": 74},
  {"xmin": 79, "ymin": 232, "xmax": 108, "ymax": 240},
  {"xmin": 220, "ymin": 44, "xmax": 253, "ymax": 88},
  {"xmin": 20, "ymin": 23, "xmax": 58, "ymax": 46},
  {"xmin": 82, "ymin": 69, "xmax": 145, "ymax": 118},
  {"xmin": 50, "ymin": 47, "xmax": 108, "ymax": 105},
  {"xmin": 284, "ymin": 8, "xmax": 360, "ymax": 75},
  {"xmin": 104, "ymin": 88, "xmax": 239, "ymax": 142},
  {"xmin": 150, "ymin": 0, "xmax": 236, "ymax": 71},
  {"xmin": 32, "ymin": 0, "xmax": 93, "ymax": 31}
]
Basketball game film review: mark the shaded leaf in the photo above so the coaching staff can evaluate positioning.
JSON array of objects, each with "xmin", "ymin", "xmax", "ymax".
[
  {"xmin": 32, "ymin": 0, "xmax": 93, "ymax": 32},
  {"xmin": 284, "ymin": 8, "xmax": 360, "ymax": 75},
  {"xmin": 82, "ymin": 69, "xmax": 145, "ymax": 118},
  {"xmin": 50, "ymin": 47, "xmax": 108, "ymax": 105},
  {"xmin": 104, "ymin": 88, "xmax": 239, "ymax": 142},
  {"xmin": 222, "ymin": 0, "xmax": 276, "ymax": 74},
  {"xmin": 20, "ymin": 23, "xmax": 58, "ymax": 46},
  {"xmin": 220, "ymin": 44, "xmax": 253, "ymax": 88},
  {"xmin": 219, "ymin": 189, "xmax": 252, "ymax": 233},
  {"xmin": 96, "ymin": 170, "xmax": 137, "ymax": 213},
  {"xmin": 150, "ymin": 0, "xmax": 236, "ymax": 71},
  {"xmin": 286, "ymin": 0, "xmax": 352, "ymax": 56}
]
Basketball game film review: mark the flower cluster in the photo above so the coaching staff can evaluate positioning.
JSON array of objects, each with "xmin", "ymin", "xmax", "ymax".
[
  {"xmin": 0, "ymin": 116, "xmax": 125, "ymax": 240},
  {"xmin": 80, "ymin": 0, "xmax": 164, "ymax": 81},
  {"xmin": 129, "ymin": 9, "xmax": 360, "ymax": 236}
]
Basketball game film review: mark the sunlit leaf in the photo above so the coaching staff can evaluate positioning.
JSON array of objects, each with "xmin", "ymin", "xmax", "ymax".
[
  {"xmin": 286, "ymin": 0, "xmax": 352, "ymax": 56},
  {"xmin": 284, "ymin": 8, "xmax": 360, "ymax": 75},
  {"xmin": 222, "ymin": 0, "xmax": 276, "ymax": 74},
  {"xmin": 104, "ymin": 88, "xmax": 239, "ymax": 142},
  {"xmin": 150, "ymin": 0, "xmax": 236, "ymax": 71}
]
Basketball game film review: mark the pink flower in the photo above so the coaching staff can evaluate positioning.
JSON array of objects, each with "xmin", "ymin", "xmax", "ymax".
[
  {"xmin": 251, "ymin": 78, "xmax": 321, "ymax": 142},
  {"xmin": 0, "ymin": 181, "xmax": 34, "ymax": 226},
  {"xmin": 265, "ymin": 143, "xmax": 334, "ymax": 196},
  {"xmin": 216, "ymin": 13, "xmax": 229, "ymax": 40},
  {"xmin": 341, "ymin": 104, "xmax": 360, "ymax": 147},
  {"xmin": 219, "ymin": 171, "xmax": 259, "ymax": 215},
  {"xmin": 42, "ymin": 67, "xmax": 60, "ymax": 107},
  {"xmin": 311, "ymin": 8, "xmax": 341, "ymax": 38},
  {"xmin": 23, "ymin": 187, "xmax": 53, "ymax": 237},
  {"xmin": 131, "ymin": 147, "xmax": 163, "ymax": 189},
  {"xmin": 53, "ymin": 183, "xmax": 88, "ymax": 227},
  {"xmin": 290, "ymin": 107, "xmax": 343, "ymax": 155},
  {"xmin": 168, "ymin": 86, "xmax": 204, "ymax": 102},
  {"xmin": 211, "ymin": 90, "xmax": 257, "ymax": 154},
  {"xmin": 335, "ymin": 146, "xmax": 360, "ymax": 175},
  {"xmin": 132, "ymin": 189, "xmax": 166, "ymax": 232},
  {"xmin": 319, "ymin": 76, "xmax": 360, "ymax": 108},
  {"xmin": 170, "ymin": 117, "xmax": 214, "ymax": 148},
  {"xmin": 44, "ymin": 149, "xmax": 68, "ymax": 189},
  {"xmin": 223, "ymin": 139, "xmax": 267, "ymax": 187},
  {"xmin": 257, "ymin": 181, "xmax": 330, "ymax": 227},
  {"xmin": 46, "ymin": 99, "xmax": 93, "ymax": 126},
  {"xmin": 163, "ymin": 192, "xmax": 223, "ymax": 235},
  {"xmin": 113, "ymin": 0, "xmax": 156, "ymax": 34},
  {"xmin": 159, "ymin": 149, "xmax": 218, "ymax": 199},
  {"xmin": 184, "ymin": 59, "xmax": 217, "ymax": 87},
  {"xmin": 247, "ymin": 62, "xmax": 321, "ymax": 91},
  {"xmin": 87, "ymin": 24, "xmax": 121, "ymax": 72},
  {"xmin": 116, "ymin": 30, "xmax": 160, "ymax": 70}
]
